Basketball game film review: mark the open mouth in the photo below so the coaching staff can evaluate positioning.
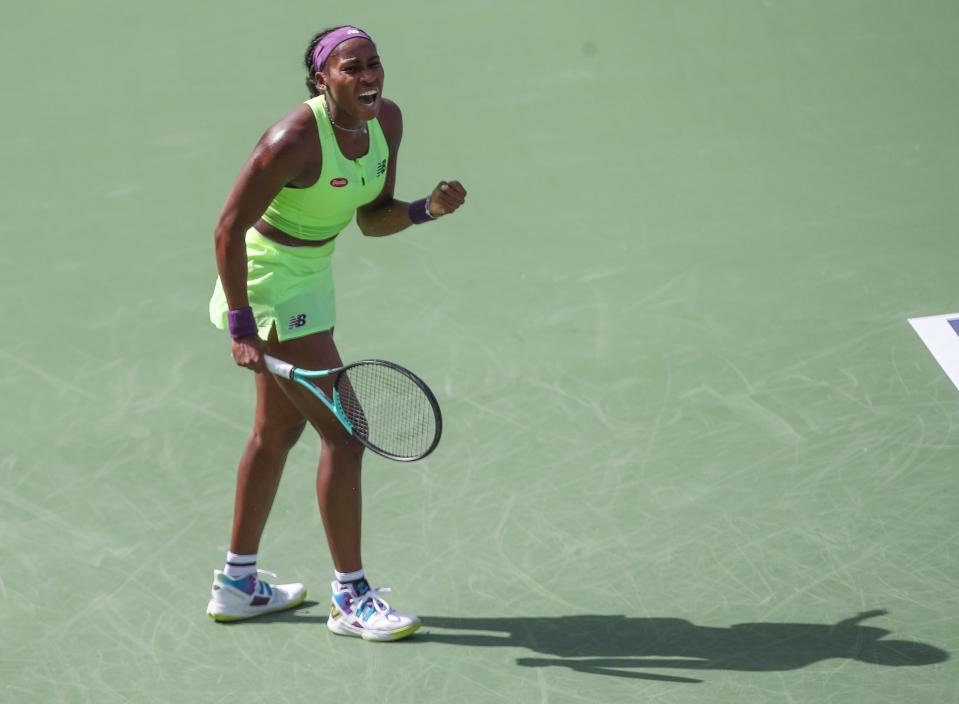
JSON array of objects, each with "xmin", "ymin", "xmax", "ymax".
[{"xmin": 358, "ymin": 89, "xmax": 379, "ymax": 107}]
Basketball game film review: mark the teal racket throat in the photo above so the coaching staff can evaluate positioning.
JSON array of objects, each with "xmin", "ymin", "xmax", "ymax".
[{"xmin": 264, "ymin": 354, "xmax": 442, "ymax": 461}]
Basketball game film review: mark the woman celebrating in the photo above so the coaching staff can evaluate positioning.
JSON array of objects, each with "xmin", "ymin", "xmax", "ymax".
[{"xmin": 206, "ymin": 25, "xmax": 466, "ymax": 642}]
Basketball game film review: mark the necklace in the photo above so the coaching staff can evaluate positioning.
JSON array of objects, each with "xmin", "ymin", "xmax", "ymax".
[
  {"xmin": 328, "ymin": 111, "xmax": 367, "ymax": 134},
  {"xmin": 323, "ymin": 93, "xmax": 368, "ymax": 134}
]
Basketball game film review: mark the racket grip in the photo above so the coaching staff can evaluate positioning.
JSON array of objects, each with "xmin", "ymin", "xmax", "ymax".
[{"xmin": 264, "ymin": 355, "xmax": 295, "ymax": 379}]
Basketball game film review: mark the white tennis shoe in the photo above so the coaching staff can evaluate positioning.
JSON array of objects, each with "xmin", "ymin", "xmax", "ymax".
[
  {"xmin": 327, "ymin": 580, "xmax": 421, "ymax": 641},
  {"xmin": 207, "ymin": 569, "xmax": 307, "ymax": 622}
]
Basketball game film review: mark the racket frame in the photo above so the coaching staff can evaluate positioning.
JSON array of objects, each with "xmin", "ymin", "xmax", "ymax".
[{"xmin": 263, "ymin": 354, "xmax": 442, "ymax": 462}]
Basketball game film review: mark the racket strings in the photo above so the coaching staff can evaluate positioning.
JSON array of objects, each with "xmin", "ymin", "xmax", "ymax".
[{"xmin": 336, "ymin": 363, "xmax": 439, "ymax": 459}]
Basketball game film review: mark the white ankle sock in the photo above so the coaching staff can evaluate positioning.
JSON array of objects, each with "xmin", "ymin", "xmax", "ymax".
[
  {"xmin": 224, "ymin": 552, "xmax": 257, "ymax": 579},
  {"xmin": 334, "ymin": 568, "xmax": 365, "ymax": 584}
]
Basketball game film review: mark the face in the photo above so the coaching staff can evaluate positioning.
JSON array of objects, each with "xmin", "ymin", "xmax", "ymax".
[{"xmin": 317, "ymin": 38, "xmax": 384, "ymax": 121}]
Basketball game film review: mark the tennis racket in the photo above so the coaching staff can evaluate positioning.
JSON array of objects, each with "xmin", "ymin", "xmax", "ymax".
[{"xmin": 264, "ymin": 354, "xmax": 442, "ymax": 462}]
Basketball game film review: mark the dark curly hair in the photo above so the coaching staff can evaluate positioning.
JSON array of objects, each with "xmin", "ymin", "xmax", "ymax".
[{"xmin": 303, "ymin": 28, "xmax": 339, "ymax": 97}]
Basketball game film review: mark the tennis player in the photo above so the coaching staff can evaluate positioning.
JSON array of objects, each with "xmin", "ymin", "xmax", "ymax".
[{"xmin": 206, "ymin": 25, "xmax": 466, "ymax": 641}]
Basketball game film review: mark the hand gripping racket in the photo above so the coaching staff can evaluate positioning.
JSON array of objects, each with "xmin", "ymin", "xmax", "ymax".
[{"xmin": 264, "ymin": 355, "xmax": 442, "ymax": 462}]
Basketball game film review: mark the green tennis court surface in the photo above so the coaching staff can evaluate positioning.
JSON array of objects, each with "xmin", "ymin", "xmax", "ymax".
[{"xmin": 2, "ymin": 1, "xmax": 958, "ymax": 702}]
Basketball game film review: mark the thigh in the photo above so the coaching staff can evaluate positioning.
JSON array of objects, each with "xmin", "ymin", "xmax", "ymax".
[
  {"xmin": 265, "ymin": 327, "xmax": 357, "ymax": 446},
  {"xmin": 253, "ymin": 365, "xmax": 308, "ymax": 447}
]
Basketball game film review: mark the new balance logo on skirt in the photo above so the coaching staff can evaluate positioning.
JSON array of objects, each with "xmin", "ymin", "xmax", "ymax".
[{"xmin": 288, "ymin": 314, "xmax": 307, "ymax": 330}]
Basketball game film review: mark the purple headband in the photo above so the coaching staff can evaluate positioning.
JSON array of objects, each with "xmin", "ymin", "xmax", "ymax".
[{"xmin": 312, "ymin": 26, "xmax": 373, "ymax": 71}]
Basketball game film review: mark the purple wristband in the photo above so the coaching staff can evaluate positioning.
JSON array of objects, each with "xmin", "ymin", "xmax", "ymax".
[
  {"xmin": 408, "ymin": 196, "xmax": 436, "ymax": 225},
  {"xmin": 227, "ymin": 307, "xmax": 258, "ymax": 339}
]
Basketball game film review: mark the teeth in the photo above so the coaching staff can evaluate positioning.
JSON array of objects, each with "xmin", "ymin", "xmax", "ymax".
[{"xmin": 359, "ymin": 90, "xmax": 378, "ymax": 97}]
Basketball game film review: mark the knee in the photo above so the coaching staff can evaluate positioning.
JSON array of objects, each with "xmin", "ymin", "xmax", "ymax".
[
  {"xmin": 251, "ymin": 420, "xmax": 307, "ymax": 456},
  {"xmin": 323, "ymin": 433, "xmax": 365, "ymax": 462}
]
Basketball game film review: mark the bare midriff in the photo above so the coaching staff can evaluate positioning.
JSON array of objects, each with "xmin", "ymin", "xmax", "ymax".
[{"xmin": 254, "ymin": 219, "xmax": 338, "ymax": 248}]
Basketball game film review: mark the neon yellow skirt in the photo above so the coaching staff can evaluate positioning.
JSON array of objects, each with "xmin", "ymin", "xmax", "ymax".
[{"xmin": 209, "ymin": 227, "xmax": 336, "ymax": 342}]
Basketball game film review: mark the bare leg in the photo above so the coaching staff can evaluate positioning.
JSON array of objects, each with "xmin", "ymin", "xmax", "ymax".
[
  {"xmin": 210, "ymin": 369, "xmax": 310, "ymax": 622},
  {"xmin": 266, "ymin": 329, "xmax": 366, "ymax": 573},
  {"xmin": 315, "ymin": 434, "xmax": 364, "ymax": 572},
  {"xmin": 229, "ymin": 361, "xmax": 308, "ymax": 555}
]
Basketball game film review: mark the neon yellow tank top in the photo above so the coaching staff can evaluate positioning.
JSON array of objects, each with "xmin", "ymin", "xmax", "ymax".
[{"xmin": 261, "ymin": 95, "xmax": 389, "ymax": 241}]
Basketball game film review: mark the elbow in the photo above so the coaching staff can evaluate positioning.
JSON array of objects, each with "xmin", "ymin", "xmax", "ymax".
[
  {"xmin": 214, "ymin": 215, "xmax": 246, "ymax": 257},
  {"xmin": 214, "ymin": 213, "xmax": 232, "ymax": 244},
  {"xmin": 355, "ymin": 212, "xmax": 375, "ymax": 237},
  {"xmin": 213, "ymin": 224, "xmax": 231, "ymax": 257},
  {"xmin": 356, "ymin": 198, "xmax": 398, "ymax": 236}
]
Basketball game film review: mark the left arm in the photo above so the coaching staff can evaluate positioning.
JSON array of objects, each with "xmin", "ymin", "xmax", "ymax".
[{"xmin": 356, "ymin": 98, "xmax": 467, "ymax": 236}]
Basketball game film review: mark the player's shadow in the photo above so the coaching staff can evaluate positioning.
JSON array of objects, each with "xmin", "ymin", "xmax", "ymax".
[{"xmin": 417, "ymin": 610, "xmax": 948, "ymax": 684}]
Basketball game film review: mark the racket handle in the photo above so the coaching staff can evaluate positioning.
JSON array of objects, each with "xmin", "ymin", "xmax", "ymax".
[{"xmin": 264, "ymin": 355, "xmax": 295, "ymax": 379}]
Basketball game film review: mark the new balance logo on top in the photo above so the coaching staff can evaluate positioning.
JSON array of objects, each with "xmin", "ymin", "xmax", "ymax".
[
  {"xmin": 376, "ymin": 159, "xmax": 387, "ymax": 177},
  {"xmin": 288, "ymin": 314, "xmax": 307, "ymax": 330}
]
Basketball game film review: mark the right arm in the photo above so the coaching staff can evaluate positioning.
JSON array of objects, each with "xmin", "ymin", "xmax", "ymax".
[{"xmin": 214, "ymin": 107, "xmax": 316, "ymax": 370}]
